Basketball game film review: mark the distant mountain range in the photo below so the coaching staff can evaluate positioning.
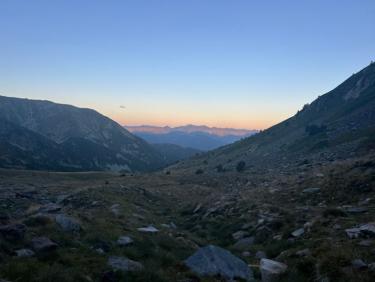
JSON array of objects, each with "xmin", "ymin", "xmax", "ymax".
[
  {"xmin": 125, "ymin": 125, "xmax": 257, "ymax": 151},
  {"xmin": 174, "ymin": 62, "xmax": 375, "ymax": 173},
  {"xmin": 0, "ymin": 96, "xmax": 166, "ymax": 172}
]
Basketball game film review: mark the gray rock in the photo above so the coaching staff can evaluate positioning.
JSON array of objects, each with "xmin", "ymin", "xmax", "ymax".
[
  {"xmin": 296, "ymin": 248, "xmax": 311, "ymax": 257},
  {"xmin": 346, "ymin": 228, "xmax": 361, "ymax": 239},
  {"xmin": 291, "ymin": 228, "xmax": 304, "ymax": 237},
  {"xmin": 39, "ymin": 203, "xmax": 62, "ymax": 213},
  {"xmin": 346, "ymin": 223, "xmax": 375, "ymax": 239},
  {"xmin": 242, "ymin": 251, "xmax": 251, "ymax": 257},
  {"xmin": 137, "ymin": 225, "xmax": 159, "ymax": 233},
  {"xmin": 15, "ymin": 248, "xmax": 35, "ymax": 257},
  {"xmin": 110, "ymin": 204, "xmax": 121, "ymax": 217},
  {"xmin": 260, "ymin": 258, "xmax": 287, "ymax": 282},
  {"xmin": 31, "ymin": 236, "xmax": 58, "ymax": 253},
  {"xmin": 359, "ymin": 223, "xmax": 375, "ymax": 237},
  {"xmin": 346, "ymin": 207, "xmax": 368, "ymax": 214},
  {"xmin": 256, "ymin": 251, "xmax": 267, "ymax": 259},
  {"xmin": 233, "ymin": 237, "xmax": 255, "ymax": 251},
  {"xmin": 232, "ymin": 230, "xmax": 250, "ymax": 240},
  {"xmin": 302, "ymin": 188, "xmax": 321, "ymax": 194},
  {"xmin": 0, "ymin": 223, "xmax": 26, "ymax": 241},
  {"xmin": 55, "ymin": 214, "xmax": 81, "ymax": 232},
  {"xmin": 352, "ymin": 259, "xmax": 367, "ymax": 269},
  {"xmin": 108, "ymin": 256, "xmax": 144, "ymax": 272},
  {"xmin": 117, "ymin": 236, "xmax": 133, "ymax": 246},
  {"xmin": 184, "ymin": 245, "xmax": 253, "ymax": 281}
]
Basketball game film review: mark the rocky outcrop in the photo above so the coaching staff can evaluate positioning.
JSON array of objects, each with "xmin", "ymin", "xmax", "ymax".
[{"xmin": 184, "ymin": 245, "xmax": 253, "ymax": 281}]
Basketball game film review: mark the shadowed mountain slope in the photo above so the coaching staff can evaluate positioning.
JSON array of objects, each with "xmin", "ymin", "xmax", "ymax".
[
  {"xmin": 174, "ymin": 62, "xmax": 375, "ymax": 172},
  {"xmin": 0, "ymin": 96, "xmax": 165, "ymax": 171}
]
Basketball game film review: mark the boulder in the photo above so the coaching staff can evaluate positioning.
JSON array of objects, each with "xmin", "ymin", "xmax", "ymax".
[
  {"xmin": 39, "ymin": 203, "xmax": 62, "ymax": 213},
  {"xmin": 184, "ymin": 245, "xmax": 253, "ymax": 281},
  {"xmin": 302, "ymin": 188, "xmax": 321, "ymax": 194},
  {"xmin": 260, "ymin": 258, "xmax": 287, "ymax": 282},
  {"xmin": 291, "ymin": 228, "xmax": 304, "ymax": 238},
  {"xmin": 108, "ymin": 256, "xmax": 144, "ymax": 272},
  {"xmin": 232, "ymin": 230, "xmax": 249, "ymax": 240},
  {"xmin": 352, "ymin": 259, "xmax": 367, "ymax": 269},
  {"xmin": 0, "ymin": 224, "xmax": 26, "ymax": 241},
  {"xmin": 15, "ymin": 248, "xmax": 35, "ymax": 257},
  {"xmin": 137, "ymin": 225, "xmax": 159, "ymax": 233},
  {"xmin": 346, "ymin": 228, "xmax": 361, "ymax": 239},
  {"xmin": 117, "ymin": 236, "xmax": 133, "ymax": 246},
  {"xmin": 55, "ymin": 214, "xmax": 81, "ymax": 232},
  {"xmin": 31, "ymin": 236, "xmax": 58, "ymax": 253},
  {"xmin": 233, "ymin": 237, "xmax": 255, "ymax": 251}
]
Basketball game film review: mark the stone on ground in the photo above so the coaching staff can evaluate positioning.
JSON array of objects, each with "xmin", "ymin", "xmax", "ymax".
[
  {"xmin": 260, "ymin": 258, "xmax": 287, "ymax": 282},
  {"xmin": 184, "ymin": 245, "xmax": 253, "ymax": 281}
]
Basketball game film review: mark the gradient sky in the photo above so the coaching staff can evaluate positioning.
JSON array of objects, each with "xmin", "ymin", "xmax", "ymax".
[{"xmin": 1, "ymin": 1, "xmax": 374, "ymax": 129}]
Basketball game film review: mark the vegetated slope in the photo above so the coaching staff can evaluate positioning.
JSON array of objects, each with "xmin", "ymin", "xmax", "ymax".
[
  {"xmin": 174, "ymin": 62, "xmax": 375, "ymax": 172},
  {"xmin": 126, "ymin": 125, "xmax": 256, "ymax": 151},
  {"xmin": 0, "ymin": 96, "xmax": 165, "ymax": 171},
  {"xmin": 152, "ymin": 143, "xmax": 201, "ymax": 164}
]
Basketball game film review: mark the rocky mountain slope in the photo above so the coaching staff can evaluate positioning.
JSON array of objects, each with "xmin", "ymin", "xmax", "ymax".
[
  {"xmin": 0, "ymin": 96, "xmax": 165, "ymax": 172},
  {"xmin": 126, "ymin": 125, "xmax": 257, "ymax": 151},
  {"xmin": 174, "ymin": 62, "xmax": 375, "ymax": 173}
]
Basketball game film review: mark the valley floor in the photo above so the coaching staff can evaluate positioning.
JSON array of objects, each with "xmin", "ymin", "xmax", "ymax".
[{"xmin": 0, "ymin": 154, "xmax": 375, "ymax": 281}]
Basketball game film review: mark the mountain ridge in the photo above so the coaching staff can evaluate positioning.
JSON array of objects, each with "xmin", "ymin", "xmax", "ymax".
[{"xmin": 0, "ymin": 95, "xmax": 165, "ymax": 172}]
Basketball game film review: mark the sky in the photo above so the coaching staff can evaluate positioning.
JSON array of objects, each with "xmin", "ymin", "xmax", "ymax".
[{"xmin": 1, "ymin": 1, "xmax": 374, "ymax": 130}]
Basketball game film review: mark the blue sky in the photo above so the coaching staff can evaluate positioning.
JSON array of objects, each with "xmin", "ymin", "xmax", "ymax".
[{"xmin": 1, "ymin": 0, "xmax": 374, "ymax": 129}]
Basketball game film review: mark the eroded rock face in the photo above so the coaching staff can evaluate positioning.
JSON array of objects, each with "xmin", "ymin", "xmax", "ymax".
[
  {"xmin": 260, "ymin": 259, "xmax": 287, "ymax": 282},
  {"xmin": 107, "ymin": 256, "xmax": 144, "ymax": 272},
  {"xmin": 184, "ymin": 245, "xmax": 254, "ymax": 281}
]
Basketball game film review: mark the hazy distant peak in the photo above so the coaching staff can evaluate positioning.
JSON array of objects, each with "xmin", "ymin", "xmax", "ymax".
[{"xmin": 125, "ymin": 124, "xmax": 257, "ymax": 137}]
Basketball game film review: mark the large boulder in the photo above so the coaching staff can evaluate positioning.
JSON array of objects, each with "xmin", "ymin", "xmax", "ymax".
[
  {"xmin": 108, "ymin": 256, "xmax": 144, "ymax": 272},
  {"xmin": 260, "ymin": 259, "xmax": 287, "ymax": 282},
  {"xmin": 31, "ymin": 236, "xmax": 58, "ymax": 253},
  {"xmin": 184, "ymin": 245, "xmax": 253, "ymax": 281},
  {"xmin": 55, "ymin": 214, "xmax": 81, "ymax": 232}
]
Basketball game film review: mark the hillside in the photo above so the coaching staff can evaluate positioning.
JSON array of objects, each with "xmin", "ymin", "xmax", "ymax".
[
  {"xmin": 174, "ymin": 62, "xmax": 375, "ymax": 173},
  {"xmin": 0, "ymin": 96, "xmax": 165, "ymax": 172}
]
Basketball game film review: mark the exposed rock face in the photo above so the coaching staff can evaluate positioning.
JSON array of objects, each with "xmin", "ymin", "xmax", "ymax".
[
  {"xmin": 184, "ymin": 245, "xmax": 254, "ymax": 281},
  {"xmin": 107, "ymin": 256, "xmax": 144, "ymax": 272},
  {"xmin": 260, "ymin": 259, "xmax": 287, "ymax": 282},
  {"xmin": 55, "ymin": 214, "xmax": 81, "ymax": 232}
]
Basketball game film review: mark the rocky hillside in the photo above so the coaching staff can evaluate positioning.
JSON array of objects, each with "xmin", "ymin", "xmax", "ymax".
[
  {"xmin": 174, "ymin": 62, "xmax": 375, "ymax": 173},
  {"xmin": 0, "ymin": 96, "xmax": 165, "ymax": 172}
]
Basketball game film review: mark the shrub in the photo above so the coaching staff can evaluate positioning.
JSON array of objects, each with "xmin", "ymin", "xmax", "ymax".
[
  {"xmin": 216, "ymin": 164, "xmax": 224, "ymax": 173},
  {"xmin": 236, "ymin": 161, "xmax": 246, "ymax": 172}
]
